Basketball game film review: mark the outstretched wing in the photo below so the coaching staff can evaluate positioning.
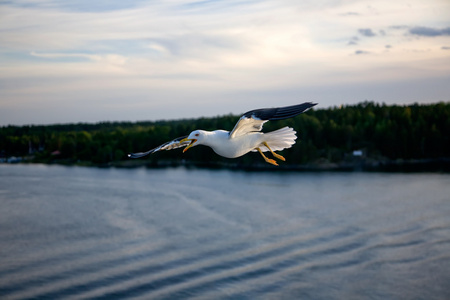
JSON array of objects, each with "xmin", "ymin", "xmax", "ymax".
[
  {"xmin": 229, "ymin": 102, "xmax": 317, "ymax": 139},
  {"xmin": 128, "ymin": 135, "xmax": 189, "ymax": 158}
]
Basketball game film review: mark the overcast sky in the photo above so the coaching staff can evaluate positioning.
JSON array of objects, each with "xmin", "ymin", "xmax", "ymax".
[{"xmin": 1, "ymin": 0, "xmax": 449, "ymax": 126}]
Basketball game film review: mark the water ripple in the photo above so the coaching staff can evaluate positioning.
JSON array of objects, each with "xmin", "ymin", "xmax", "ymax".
[{"xmin": 1, "ymin": 166, "xmax": 449, "ymax": 299}]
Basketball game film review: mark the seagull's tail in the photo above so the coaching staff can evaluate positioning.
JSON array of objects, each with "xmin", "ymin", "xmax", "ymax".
[{"xmin": 257, "ymin": 126, "xmax": 297, "ymax": 152}]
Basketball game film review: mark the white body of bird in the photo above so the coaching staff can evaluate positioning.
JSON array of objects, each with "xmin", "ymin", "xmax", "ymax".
[{"xmin": 188, "ymin": 127, "xmax": 296, "ymax": 159}]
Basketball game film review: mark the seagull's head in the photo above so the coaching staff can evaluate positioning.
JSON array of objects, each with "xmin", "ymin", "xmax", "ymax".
[{"xmin": 181, "ymin": 130, "xmax": 207, "ymax": 153}]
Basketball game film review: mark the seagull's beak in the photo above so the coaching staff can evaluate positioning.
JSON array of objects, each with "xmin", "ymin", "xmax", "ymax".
[{"xmin": 180, "ymin": 138, "xmax": 197, "ymax": 153}]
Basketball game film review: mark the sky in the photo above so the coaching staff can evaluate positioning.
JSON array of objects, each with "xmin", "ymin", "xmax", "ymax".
[{"xmin": 1, "ymin": 0, "xmax": 450, "ymax": 126}]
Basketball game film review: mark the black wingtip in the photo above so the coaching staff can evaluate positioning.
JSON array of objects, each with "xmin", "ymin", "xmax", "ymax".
[
  {"xmin": 241, "ymin": 101, "xmax": 318, "ymax": 121},
  {"xmin": 308, "ymin": 102, "xmax": 318, "ymax": 109},
  {"xmin": 304, "ymin": 102, "xmax": 317, "ymax": 107},
  {"xmin": 128, "ymin": 152, "xmax": 148, "ymax": 159},
  {"xmin": 270, "ymin": 102, "xmax": 317, "ymax": 120}
]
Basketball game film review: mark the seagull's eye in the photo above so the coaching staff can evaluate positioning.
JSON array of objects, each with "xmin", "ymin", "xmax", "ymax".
[{"xmin": 195, "ymin": 133, "xmax": 199, "ymax": 137}]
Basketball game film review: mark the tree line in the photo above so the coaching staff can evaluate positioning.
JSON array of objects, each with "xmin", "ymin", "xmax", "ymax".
[{"xmin": 1, "ymin": 101, "xmax": 449, "ymax": 167}]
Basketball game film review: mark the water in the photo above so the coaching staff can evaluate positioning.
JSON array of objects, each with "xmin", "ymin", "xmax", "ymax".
[{"xmin": 0, "ymin": 164, "xmax": 449, "ymax": 300}]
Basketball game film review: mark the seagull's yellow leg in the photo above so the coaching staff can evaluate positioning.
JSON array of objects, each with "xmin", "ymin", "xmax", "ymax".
[
  {"xmin": 257, "ymin": 148, "xmax": 278, "ymax": 166},
  {"xmin": 263, "ymin": 142, "xmax": 286, "ymax": 161}
]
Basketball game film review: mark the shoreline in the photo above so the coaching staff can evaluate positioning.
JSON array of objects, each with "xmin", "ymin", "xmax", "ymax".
[{"xmin": 3, "ymin": 157, "xmax": 450, "ymax": 173}]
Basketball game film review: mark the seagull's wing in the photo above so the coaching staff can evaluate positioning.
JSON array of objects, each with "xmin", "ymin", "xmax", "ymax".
[
  {"xmin": 128, "ymin": 135, "xmax": 189, "ymax": 158},
  {"xmin": 229, "ymin": 102, "xmax": 317, "ymax": 139}
]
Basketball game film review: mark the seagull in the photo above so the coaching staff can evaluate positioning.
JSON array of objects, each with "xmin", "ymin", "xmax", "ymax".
[{"xmin": 128, "ymin": 102, "xmax": 317, "ymax": 166}]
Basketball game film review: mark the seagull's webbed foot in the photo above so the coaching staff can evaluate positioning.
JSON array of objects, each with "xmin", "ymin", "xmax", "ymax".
[
  {"xmin": 263, "ymin": 142, "xmax": 286, "ymax": 161},
  {"xmin": 272, "ymin": 152, "xmax": 285, "ymax": 161},
  {"xmin": 257, "ymin": 148, "xmax": 279, "ymax": 166}
]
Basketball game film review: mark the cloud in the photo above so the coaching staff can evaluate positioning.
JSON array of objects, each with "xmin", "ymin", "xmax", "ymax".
[
  {"xmin": 339, "ymin": 12, "xmax": 359, "ymax": 16},
  {"xmin": 30, "ymin": 51, "xmax": 128, "ymax": 66},
  {"xmin": 358, "ymin": 28, "xmax": 376, "ymax": 37},
  {"xmin": 1, "ymin": 0, "xmax": 450, "ymax": 125},
  {"xmin": 5, "ymin": 0, "xmax": 146, "ymax": 12},
  {"xmin": 348, "ymin": 36, "xmax": 359, "ymax": 45},
  {"xmin": 30, "ymin": 51, "xmax": 100, "ymax": 61},
  {"xmin": 409, "ymin": 26, "xmax": 450, "ymax": 37},
  {"xmin": 442, "ymin": 46, "xmax": 450, "ymax": 50}
]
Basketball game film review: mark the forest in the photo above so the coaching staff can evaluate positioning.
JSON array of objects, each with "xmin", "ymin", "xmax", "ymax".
[{"xmin": 1, "ymin": 101, "xmax": 449, "ymax": 171}]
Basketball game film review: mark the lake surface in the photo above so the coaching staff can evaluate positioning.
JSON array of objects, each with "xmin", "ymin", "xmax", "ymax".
[{"xmin": 0, "ymin": 164, "xmax": 449, "ymax": 300}]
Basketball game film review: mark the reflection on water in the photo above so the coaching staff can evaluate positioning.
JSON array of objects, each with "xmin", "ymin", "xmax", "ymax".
[{"xmin": 0, "ymin": 164, "xmax": 449, "ymax": 299}]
